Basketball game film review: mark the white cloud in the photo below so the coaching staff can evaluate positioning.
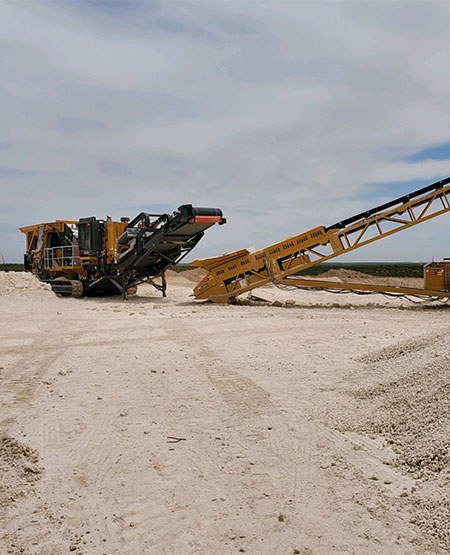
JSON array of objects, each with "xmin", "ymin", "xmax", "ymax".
[{"xmin": 1, "ymin": 0, "xmax": 450, "ymax": 264}]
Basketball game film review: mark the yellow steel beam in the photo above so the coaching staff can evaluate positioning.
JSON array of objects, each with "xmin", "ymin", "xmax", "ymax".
[{"xmin": 193, "ymin": 178, "xmax": 450, "ymax": 302}]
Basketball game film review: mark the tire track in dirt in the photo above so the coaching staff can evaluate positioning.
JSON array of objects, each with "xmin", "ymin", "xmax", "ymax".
[
  {"xmin": 161, "ymin": 320, "xmax": 322, "ymax": 554},
  {"xmin": 357, "ymin": 327, "xmax": 449, "ymax": 364},
  {"xmin": 0, "ymin": 323, "xmax": 126, "ymax": 552},
  {"xmin": 107, "ymin": 497, "xmax": 169, "ymax": 553},
  {"xmin": 317, "ymin": 427, "xmax": 415, "ymax": 496},
  {"xmin": 96, "ymin": 331, "xmax": 253, "ymax": 553},
  {"xmin": 0, "ymin": 328, "xmax": 105, "ymax": 555},
  {"xmin": 163, "ymin": 316, "xmax": 424, "ymax": 554},
  {"xmin": 204, "ymin": 365, "xmax": 271, "ymax": 418},
  {"xmin": 30, "ymin": 320, "xmax": 189, "ymax": 555},
  {"xmin": 0, "ymin": 335, "xmax": 72, "ymax": 431}
]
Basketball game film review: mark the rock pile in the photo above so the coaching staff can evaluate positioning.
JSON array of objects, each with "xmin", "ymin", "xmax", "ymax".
[
  {"xmin": 346, "ymin": 331, "xmax": 450, "ymax": 550},
  {"xmin": 0, "ymin": 271, "xmax": 53, "ymax": 299}
]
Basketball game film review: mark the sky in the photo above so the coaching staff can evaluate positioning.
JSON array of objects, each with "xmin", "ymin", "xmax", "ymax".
[{"xmin": 1, "ymin": 0, "xmax": 450, "ymax": 264}]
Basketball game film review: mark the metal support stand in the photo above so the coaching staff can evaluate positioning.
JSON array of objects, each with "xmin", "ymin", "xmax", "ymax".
[
  {"xmin": 122, "ymin": 271, "xmax": 131, "ymax": 300},
  {"xmin": 161, "ymin": 271, "xmax": 167, "ymax": 298}
]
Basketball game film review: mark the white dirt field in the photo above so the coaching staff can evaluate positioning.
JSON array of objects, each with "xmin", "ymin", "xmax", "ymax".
[{"xmin": 1, "ymin": 269, "xmax": 449, "ymax": 555}]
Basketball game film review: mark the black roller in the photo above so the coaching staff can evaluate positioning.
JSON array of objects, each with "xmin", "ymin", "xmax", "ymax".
[
  {"xmin": 190, "ymin": 207, "xmax": 224, "ymax": 217},
  {"xmin": 177, "ymin": 205, "xmax": 224, "ymax": 219}
]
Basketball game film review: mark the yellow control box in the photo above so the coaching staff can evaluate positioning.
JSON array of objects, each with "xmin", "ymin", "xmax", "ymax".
[{"xmin": 424, "ymin": 262, "xmax": 450, "ymax": 291}]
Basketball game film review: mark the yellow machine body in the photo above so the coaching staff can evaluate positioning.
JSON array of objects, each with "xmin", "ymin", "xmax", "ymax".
[
  {"xmin": 20, "ymin": 219, "xmax": 127, "ymax": 278},
  {"xmin": 20, "ymin": 205, "xmax": 225, "ymax": 298}
]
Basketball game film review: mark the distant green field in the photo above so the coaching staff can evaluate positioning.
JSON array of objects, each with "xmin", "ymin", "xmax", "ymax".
[
  {"xmin": 298, "ymin": 263, "xmax": 424, "ymax": 278},
  {"xmin": 1, "ymin": 264, "xmax": 24, "ymax": 272},
  {"xmin": 1, "ymin": 262, "xmax": 425, "ymax": 278},
  {"xmin": 170, "ymin": 262, "xmax": 425, "ymax": 277},
  {"xmin": 168, "ymin": 263, "xmax": 197, "ymax": 273}
]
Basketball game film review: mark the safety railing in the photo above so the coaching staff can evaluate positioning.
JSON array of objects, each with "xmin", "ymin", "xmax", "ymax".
[{"xmin": 44, "ymin": 245, "xmax": 80, "ymax": 268}]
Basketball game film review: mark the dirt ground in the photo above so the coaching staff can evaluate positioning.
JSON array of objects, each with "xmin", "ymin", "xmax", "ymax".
[{"xmin": 1, "ymin": 269, "xmax": 449, "ymax": 555}]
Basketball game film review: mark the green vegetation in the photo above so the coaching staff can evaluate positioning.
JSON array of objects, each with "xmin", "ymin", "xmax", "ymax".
[
  {"xmin": 0, "ymin": 262, "xmax": 426, "ymax": 277},
  {"xmin": 167, "ymin": 262, "xmax": 426, "ymax": 277},
  {"xmin": 297, "ymin": 263, "xmax": 425, "ymax": 278},
  {"xmin": 167, "ymin": 263, "xmax": 197, "ymax": 273},
  {"xmin": 1, "ymin": 263, "xmax": 24, "ymax": 272}
]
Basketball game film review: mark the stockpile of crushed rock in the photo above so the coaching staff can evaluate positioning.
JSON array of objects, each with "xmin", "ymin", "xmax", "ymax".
[
  {"xmin": 164, "ymin": 268, "xmax": 207, "ymax": 285},
  {"xmin": 0, "ymin": 435, "xmax": 42, "ymax": 511},
  {"xmin": 316, "ymin": 268, "xmax": 423, "ymax": 288},
  {"xmin": 0, "ymin": 271, "xmax": 53, "ymax": 299},
  {"xmin": 345, "ymin": 331, "xmax": 450, "ymax": 550}
]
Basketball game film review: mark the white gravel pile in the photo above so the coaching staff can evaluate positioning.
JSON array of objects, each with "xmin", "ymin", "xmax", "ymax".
[
  {"xmin": 345, "ymin": 330, "xmax": 450, "ymax": 550},
  {"xmin": 0, "ymin": 271, "xmax": 53, "ymax": 299}
]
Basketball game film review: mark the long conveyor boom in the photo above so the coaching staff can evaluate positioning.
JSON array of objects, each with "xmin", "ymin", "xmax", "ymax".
[{"xmin": 193, "ymin": 177, "xmax": 450, "ymax": 302}]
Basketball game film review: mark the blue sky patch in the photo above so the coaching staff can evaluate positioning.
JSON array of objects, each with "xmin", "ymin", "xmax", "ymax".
[
  {"xmin": 407, "ymin": 142, "xmax": 450, "ymax": 162},
  {"xmin": 364, "ymin": 178, "xmax": 435, "ymax": 200}
]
